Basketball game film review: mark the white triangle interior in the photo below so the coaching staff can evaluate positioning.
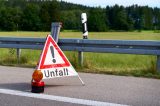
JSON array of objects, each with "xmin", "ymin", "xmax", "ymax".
[{"xmin": 44, "ymin": 42, "xmax": 65, "ymax": 65}]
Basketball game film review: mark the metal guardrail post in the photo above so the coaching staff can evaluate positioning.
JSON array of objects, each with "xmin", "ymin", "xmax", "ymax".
[
  {"xmin": 78, "ymin": 51, "xmax": 83, "ymax": 67},
  {"xmin": 51, "ymin": 22, "xmax": 62, "ymax": 43},
  {"xmin": 16, "ymin": 48, "xmax": 21, "ymax": 63},
  {"xmin": 156, "ymin": 55, "xmax": 160, "ymax": 72}
]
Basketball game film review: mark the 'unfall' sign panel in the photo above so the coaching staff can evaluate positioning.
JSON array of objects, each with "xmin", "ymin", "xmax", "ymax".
[{"xmin": 37, "ymin": 35, "xmax": 78, "ymax": 79}]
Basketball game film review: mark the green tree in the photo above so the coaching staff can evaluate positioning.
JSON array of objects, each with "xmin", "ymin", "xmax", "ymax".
[
  {"xmin": 142, "ymin": 6, "xmax": 153, "ymax": 30},
  {"xmin": 0, "ymin": 7, "xmax": 22, "ymax": 31},
  {"xmin": 60, "ymin": 10, "xmax": 82, "ymax": 30},
  {"xmin": 105, "ymin": 6, "xmax": 110, "ymax": 30},
  {"xmin": 21, "ymin": 3, "xmax": 41, "ymax": 31},
  {"xmin": 153, "ymin": 8, "xmax": 160, "ymax": 30},
  {"xmin": 88, "ymin": 8, "xmax": 108, "ymax": 32},
  {"xmin": 126, "ymin": 6, "xmax": 134, "ymax": 30},
  {"xmin": 108, "ymin": 5, "xmax": 130, "ymax": 30},
  {"xmin": 40, "ymin": 1, "xmax": 60, "ymax": 31}
]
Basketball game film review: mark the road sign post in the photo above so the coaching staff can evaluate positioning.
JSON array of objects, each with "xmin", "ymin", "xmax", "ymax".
[
  {"xmin": 81, "ymin": 13, "xmax": 88, "ymax": 39},
  {"xmin": 51, "ymin": 22, "xmax": 62, "ymax": 43},
  {"xmin": 78, "ymin": 13, "xmax": 88, "ymax": 67}
]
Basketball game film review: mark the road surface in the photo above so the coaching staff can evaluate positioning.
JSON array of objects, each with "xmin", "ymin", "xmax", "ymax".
[{"xmin": 0, "ymin": 66, "xmax": 159, "ymax": 106}]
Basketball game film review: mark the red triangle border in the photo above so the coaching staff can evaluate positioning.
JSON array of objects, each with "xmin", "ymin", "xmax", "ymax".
[{"xmin": 38, "ymin": 35, "xmax": 70, "ymax": 69}]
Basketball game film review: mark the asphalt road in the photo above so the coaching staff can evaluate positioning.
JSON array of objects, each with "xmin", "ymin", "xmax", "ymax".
[{"xmin": 0, "ymin": 66, "xmax": 159, "ymax": 106}]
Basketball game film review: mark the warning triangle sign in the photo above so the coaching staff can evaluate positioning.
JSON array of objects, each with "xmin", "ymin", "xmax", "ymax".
[{"xmin": 37, "ymin": 35, "xmax": 78, "ymax": 79}]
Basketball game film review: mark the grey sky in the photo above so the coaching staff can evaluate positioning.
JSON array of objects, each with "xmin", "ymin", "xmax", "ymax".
[{"xmin": 60, "ymin": 0, "xmax": 160, "ymax": 8}]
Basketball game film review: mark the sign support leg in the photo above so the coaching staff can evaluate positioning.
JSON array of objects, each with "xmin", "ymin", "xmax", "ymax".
[{"xmin": 77, "ymin": 75, "xmax": 85, "ymax": 86}]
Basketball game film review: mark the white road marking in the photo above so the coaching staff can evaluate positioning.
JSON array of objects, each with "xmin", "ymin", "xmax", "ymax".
[{"xmin": 0, "ymin": 88, "xmax": 129, "ymax": 106}]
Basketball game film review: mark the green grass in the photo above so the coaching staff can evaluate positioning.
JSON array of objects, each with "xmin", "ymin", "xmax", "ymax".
[
  {"xmin": 0, "ymin": 31, "xmax": 160, "ymax": 79},
  {"xmin": 0, "ymin": 30, "xmax": 160, "ymax": 40},
  {"xmin": 60, "ymin": 31, "xmax": 160, "ymax": 40}
]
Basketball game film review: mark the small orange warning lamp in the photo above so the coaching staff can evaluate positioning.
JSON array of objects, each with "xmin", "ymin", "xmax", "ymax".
[
  {"xmin": 32, "ymin": 70, "xmax": 43, "ymax": 82},
  {"xmin": 31, "ymin": 70, "xmax": 45, "ymax": 93}
]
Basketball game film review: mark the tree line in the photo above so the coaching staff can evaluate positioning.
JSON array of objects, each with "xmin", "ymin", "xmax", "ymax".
[{"xmin": 0, "ymin": 0, "xmax": 160, "ymax": 32}]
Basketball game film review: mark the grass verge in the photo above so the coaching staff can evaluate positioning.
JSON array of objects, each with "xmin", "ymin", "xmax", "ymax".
[
  {"xmin": 0, "ymin": 31, "xmax": 160, "ymax": 79},
  {"xmin": 0, "ymin": 48, "xmax": 160, "ymax": 79}
]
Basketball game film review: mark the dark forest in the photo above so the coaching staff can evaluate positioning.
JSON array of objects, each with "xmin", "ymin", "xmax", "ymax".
[{"xmin": 0, "ymin": 0, "xmax": 160, "ymax": 31}]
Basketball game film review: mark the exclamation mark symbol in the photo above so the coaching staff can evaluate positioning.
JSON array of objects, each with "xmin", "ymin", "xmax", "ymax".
[{"xmin": 50, "ymin": 46, "xmax": 56, "ymax": 63}]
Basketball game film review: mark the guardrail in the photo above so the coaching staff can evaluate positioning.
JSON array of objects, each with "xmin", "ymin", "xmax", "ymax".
[{"xmin": 0, "ymin": 37, "xmax": 160, "ymax": 72}]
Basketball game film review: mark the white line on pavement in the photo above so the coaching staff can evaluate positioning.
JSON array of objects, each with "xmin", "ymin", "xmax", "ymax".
[{"xmin": 0, "ymin": 88, "xmax": 129, "ymax": 106}]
